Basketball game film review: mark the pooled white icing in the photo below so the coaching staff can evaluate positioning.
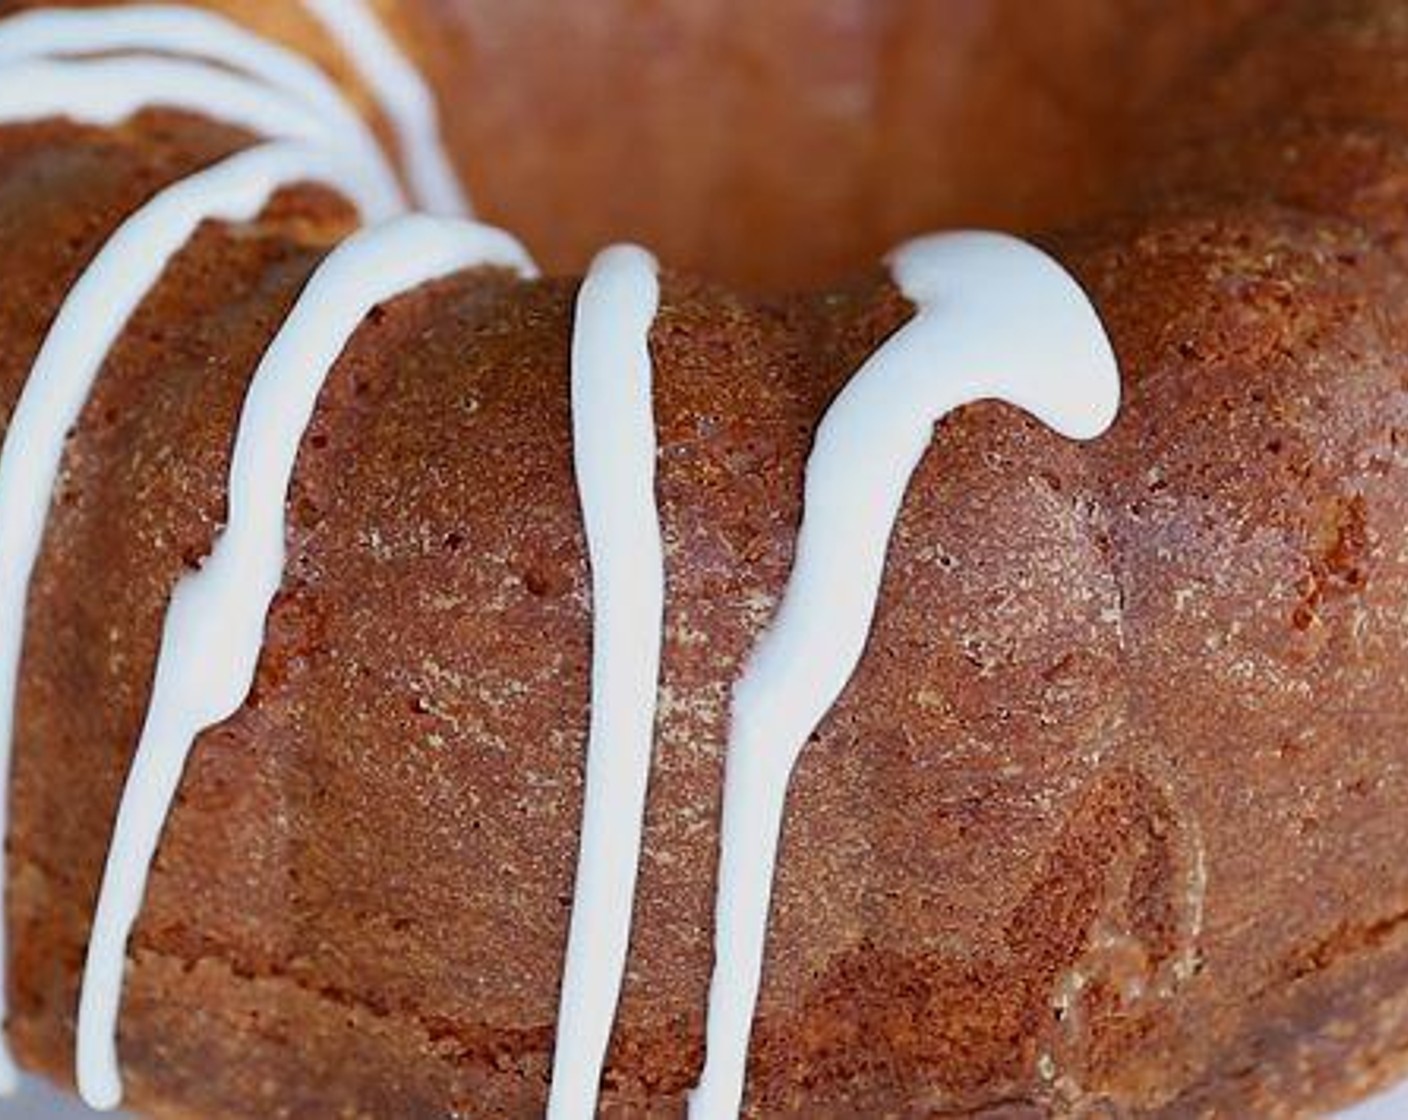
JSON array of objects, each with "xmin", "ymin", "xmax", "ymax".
[
  {"xmin": 75, "ymin": 214, "xmax": 535, "ymax": 1111},
  {"xmin": 687, "ymin": 231, "xmax": 1120, "ymax": 1119},
  {"xmin": 301, "ymin": 0, "xmax": 471, "ymax": 216},
  {"xmin": 548, "ymin": 245, "xmax": 663, "ymax": 1119}
]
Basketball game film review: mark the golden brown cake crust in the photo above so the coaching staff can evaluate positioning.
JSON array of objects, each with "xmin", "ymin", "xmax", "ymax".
[{"xmin": 2, "ymin": 1, "xmax": 1408, "ymax": 1118}]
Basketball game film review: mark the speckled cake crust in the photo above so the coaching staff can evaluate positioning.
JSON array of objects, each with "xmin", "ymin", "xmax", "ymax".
[{"xmin": 2, "ymin": 1, "xmax": 1408, "ymax": 1117}]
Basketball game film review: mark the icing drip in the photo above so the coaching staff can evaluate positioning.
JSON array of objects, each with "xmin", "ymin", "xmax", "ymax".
[
  {"xmin": 549, "ymin": 245, "xmax": 663, "ymax": 1119},
  {"xmin": 0, "ymin": 143, "xmax": 386, "ymax": 799},
  {"xmin": 0, "ymin": 7, "xmax": 1129, "ymax": 1115},
  {"xmin": 0, "ymin": 144, "xmax": 387, "ymax": 1052},
  {"xmin": 0, "ymin": 4, "xmax": 398, "ymax": 209},
  {"xmin": 687, "ymin": 232, "xmax": 1120, "ymax": 1118},
  {"xmin": 75, "ymin": 214, "xmax": 535, "ymax": 1111},
  {"xmin": 301, "ymin": 0, "xmax": 471, "ymax": 216},
  {"xmin": 0, "ymin": 54, "xmax": 403, "ymax": 217},
  {"xmin": 0, "ymin": 35, "xmax": 411, "ymax": 1091},
  {"xmin": 0, "ymin": 4, "xmax": 476, "ymax": 1096}
]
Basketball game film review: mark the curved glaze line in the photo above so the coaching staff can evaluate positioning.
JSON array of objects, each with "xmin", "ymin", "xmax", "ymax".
[
  {"xmin": 0, "ymin": 53, "xmax": 320, "ymax": 133},
  {"xmin": 0, "ymin": 138, "xmax": 388, "ymax": 1096},
  {"xmin": 0, "ymin": 54, "xmax": 402, "ymax": 216},
  {"xmin": 0, "ymin": 11, "xmax": 1132, "ymax": 1117},
  {"xmin": 301, "ymin": 0, "xmax": 471, "ymax": 216},
  {"xmin": 688, "ymin": 232, "xmax": 1120, "ymax": 1119},
  {"xmin": 549, "ymin": 245, "xmax": 663, "ymax": 1119},
  {"xmin": 0, "ymin": 4, "xmax": 400, "ymax": 209},
  {"xmin": 75, "ymin": 214, "xmax": 536, "ymax": 1112},
  {"xmin": 0, "ymin": 142, "xmax": 388, "ymax": 686}
]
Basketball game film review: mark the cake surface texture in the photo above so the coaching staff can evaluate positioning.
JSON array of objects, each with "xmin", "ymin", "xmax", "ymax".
[{"xmin": 0, "ymin": 1, "xmax": 1407, "ymax": 1118}]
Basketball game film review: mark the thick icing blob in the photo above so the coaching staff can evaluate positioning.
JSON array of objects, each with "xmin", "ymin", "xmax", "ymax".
[
  {"xmin": 549, "ymin": 245, "xmax": 664, "ymax": 1119},
  {"xmin": 688, "ymin": 232, "xmax": 1120, "ymax": 1119},
  {"xmin": 76, "ymin": 214, "xmax": 535, "ymax": 1111}
]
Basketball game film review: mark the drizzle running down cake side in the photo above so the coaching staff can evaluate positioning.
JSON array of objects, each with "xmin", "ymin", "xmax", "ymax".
[{"xmin": 0, "ymin": 2, "xmax": 1406, "ymax": 1118}]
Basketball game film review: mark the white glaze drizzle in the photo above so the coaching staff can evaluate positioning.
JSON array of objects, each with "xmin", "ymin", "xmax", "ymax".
[
  {"xmin": 0, "ymin": 4, "xmax": 401, "ymax": 211},
  {"xmin": 0, "ymin": 53, "xmax": 320, "ymax": 134},
  {"xmin": 0, "ymin": 8, "xmax": 1131, "ymax": 1116},
  {"xmin": 0, "ymin": 4, "xmax": 474, "ymax": 1094},
  {"xmin": 0, "ymin": 54, "xmax": 403, "ymax": 217},
  {"xmin": 0, "ymin": 23, "xmax": 419, "ymax": 1087},
  {"xmin": 0, "ymin": 144, "xmax": 387, "ymax": 1085},
  {"xmin": 549, "ymin": 245, "xmax": 663, "ymax": 1119},
  {"xmin": 300, "ymin": 0, "xmax": 471, "ymax": 216},
  {"xmin": 0, "ymin": 142, "xmax": 388, "ymax": 794},
  {"xmin": 75, "ymin": 214, "xmax": 535, "ymax": 1111},
  {"xmin": 687, "ymin": 231, "xmax": 1120, "ymax": 1118}
]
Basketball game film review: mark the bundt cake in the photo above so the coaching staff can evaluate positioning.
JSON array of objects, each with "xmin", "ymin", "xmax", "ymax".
[{"xmin": 0, "ymin": 1, "xmax": 1406, "ymax": 1117}]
